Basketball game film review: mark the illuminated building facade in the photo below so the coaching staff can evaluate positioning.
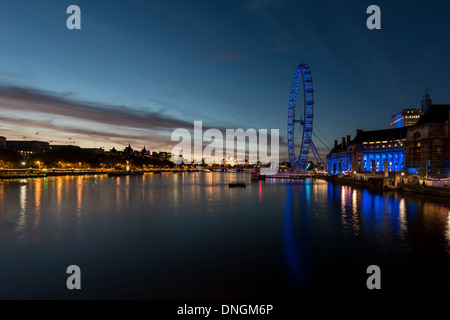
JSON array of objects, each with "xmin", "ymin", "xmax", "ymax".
[
  {"xmin": 390, "ymin": 108, "xmax": 421, "ymax": 128},
  {"xmin": 49, "ymin": 145, "xmax": 81, "ymax": 151},
  {"xmin": 389, "ymin": 91, "xmax": 433, "ymax": 128},
  {"xmin": 404, "ymin": 104, "xmax": 450, "ymax": 176},
  {"xmin": 0, "ymin": 136, "xmax": 6, "ymax": 149},
  {"xmin": 6, "ymin": 140, "xmax": 49, "ymax": 156},
  {"xmin": 326, "ymin": 128, "xmax": 406, "ymax": 175},
  {"xmin": 327, "ymin": 92, "xmax": 450, "ymax": 177}
]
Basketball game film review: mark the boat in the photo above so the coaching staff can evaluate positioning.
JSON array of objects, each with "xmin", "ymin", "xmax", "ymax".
[
  {"xmin": 0, "ymin": 172, "xmax": 47, "ymax": 179},
  {"xmin": 228, "ymin": 182, "xmax": 246, "ymax": 188},
  {"xmin": 108, "ymin": 160, "xmax": 144, "ymax": 176},
  {"xmin": 251, "ymin": 168, "xmax": 265, "ymax": 180},
  {"xmin": 107, "ymin": 170, "xmax": 144, "ymax": 177}
]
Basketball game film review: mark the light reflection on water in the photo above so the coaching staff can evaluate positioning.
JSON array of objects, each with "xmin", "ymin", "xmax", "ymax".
[
  {"xmin": 282, "ymin": 185, "xmax": 301, "ymax": 290},
  {"xmin": 447, "ymin": 211, "xmax": 450, "ymax": 252},
  {"xmin": 336, "ymin": 186, "xmax": 446, "ymax": 250},
  {"xmin": 18, "ymin": 183, "xmax": 27, "ymax": 235},
  {"xmin": 0, "ymin": 174, "xmax": 449, "ymax": 299}
]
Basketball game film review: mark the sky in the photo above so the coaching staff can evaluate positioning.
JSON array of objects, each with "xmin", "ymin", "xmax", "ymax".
[{"xmin": 0, "ymin": 0, "xmax": 449, "ymax": 161}]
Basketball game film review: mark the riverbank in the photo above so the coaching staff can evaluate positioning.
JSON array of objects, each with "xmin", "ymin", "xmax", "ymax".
[
  {"xmin": 0, "ymin": 168, "xmax": 215, "ymax": 179},
  {"xmin": 0, "ymin": 170, "xmax": 108, "ymax": 179},
  {"xmin": 322, "ymin": 174, "xmax": 450, "ymax": 199}
]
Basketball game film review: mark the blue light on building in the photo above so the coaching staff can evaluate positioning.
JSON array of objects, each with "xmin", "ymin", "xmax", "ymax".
[
  {"xmin": 327, "ymin": 92, "xmax": 450, "ymax": 178},
  {"xmin": 362, "ymin": 150, "xmax": 404, "ymax": 173},
  {"xmin": 326, "ymin": 127, "xmax": 407, "ymax": 175}
]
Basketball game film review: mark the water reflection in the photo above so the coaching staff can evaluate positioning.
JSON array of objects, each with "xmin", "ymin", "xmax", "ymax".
[
  {"xmin": 0, "ymin": 183, "xmax": 4, "ymax": 214},
  {"xmin": 259, "ymin": 180, "xmax": 262, "ymax": 203},
  {"xmin": 205, "ymin": 173, "xmax": 215, "ymax": 214},
  {"xmin": 447, "ymin": 211, "xmax": 450, "ymax": 253},
  {"xmin": 124, "ymin": 176, "xmax": 130, "ymax": 206},
  {"xmin": 76, "ymin": 177, "xmax": 83, "ymax": 217},
  {"xmin": 33, "ymin": 179, "xmax": 42, "ymax": 230},
  {"xmin": 56, "ymin": 178, "xmax": 62, "ymax": 213},
  {"xmin": 76, "ymin": 176, "xmax": 83, "ymax": 238},
  {"xmin": 17, "ymin": 183, "xmax": 27, "ymax": 234},
  {"xmin": 340, "ymin": 186, "xmax": 361, "ymax": 236},
  {"xmin": 399, "ymin": 198, "xmax": 407, "ymax": 240},
  {"xmin": 333, "ymin": 183, "xmax": 450, "ymax": 253},
  {"xmin": 0, "ymin": 174, "xmax": 449, "ymax": 299},
  {"xmin": 115, "ymin": 177, "xmax": 121, "ymax": 211},
  {"xmin": 172, "ymin": 173, "xmax": 179, "ymax": 212},
  {"xmin": 282, "ymin": 185, "xmax": 302, "ymax": 289}
]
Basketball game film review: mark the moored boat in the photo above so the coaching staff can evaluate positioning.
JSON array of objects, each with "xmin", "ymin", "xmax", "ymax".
[
  {"xmin": 229, "ymin": 182, "xmax": 246, "ymax": 188},
  {"xmin": 251, "ymin": 168, "xmax": 265, "ymax": 180},
  {"xmin": 107, "ymin": 170, "xmax": 144, "ymax": 177}
]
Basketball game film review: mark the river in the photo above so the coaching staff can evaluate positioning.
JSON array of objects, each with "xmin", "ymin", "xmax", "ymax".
[{"xmin": 0, "ymin": 173, "xmax": 449, "ymax": 299}]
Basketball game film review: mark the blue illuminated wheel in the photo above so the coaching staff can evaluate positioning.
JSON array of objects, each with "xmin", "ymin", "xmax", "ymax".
[{"xmin": 287, "ymin": 63, "xmax": 314, "ymax": 171}]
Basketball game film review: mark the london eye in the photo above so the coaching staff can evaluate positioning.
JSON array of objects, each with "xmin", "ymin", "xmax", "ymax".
[{"xmin": 287, "ymin": 63, "xmax": 322, "ymax": 172}]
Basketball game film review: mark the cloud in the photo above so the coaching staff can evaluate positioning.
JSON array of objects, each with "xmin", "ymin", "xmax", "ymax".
[
  {"xmin": 0, "ymin": 84, "xmax": 284, "ymax": 152},
  {"xmin": 0, "ymin": 115, "xmax": 159, "ymax": 141},
  {"xmin": 0, "ymin": 114, "xmax": 176, "ymax": 150},
  {"xmin": 0, "ymin": 85, "xmax": 194, "ymax": 130}
]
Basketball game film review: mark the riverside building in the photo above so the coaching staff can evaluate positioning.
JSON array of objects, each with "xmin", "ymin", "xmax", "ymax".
[{"xmin": 327, "ymin": 92, "xmax": 450, "ymax": 178}]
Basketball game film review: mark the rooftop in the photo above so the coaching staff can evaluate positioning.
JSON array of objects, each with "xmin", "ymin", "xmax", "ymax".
[
  {"xmin": 415, "ymin": 104, "xmax": 450, "ymax": 126},
  {"xmin": 352, "ymin": 127, "xmax": 407, "ymax": 144}
]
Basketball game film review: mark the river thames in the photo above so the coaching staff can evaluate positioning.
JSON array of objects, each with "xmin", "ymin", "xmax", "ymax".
[{"xmin": 0, "ymin": 172, "xmax": 449, "ymax": 299}]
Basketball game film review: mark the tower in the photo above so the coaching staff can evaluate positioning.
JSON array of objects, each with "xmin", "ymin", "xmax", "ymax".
[{"xmin": 421, "ymin": 89, "xmax": 432, "ymax": 114}]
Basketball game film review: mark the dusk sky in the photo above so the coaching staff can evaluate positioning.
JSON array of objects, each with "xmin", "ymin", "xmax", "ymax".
[{"xmin": 0, "ymin": 0, "xmax": 449, "ymax": 160}]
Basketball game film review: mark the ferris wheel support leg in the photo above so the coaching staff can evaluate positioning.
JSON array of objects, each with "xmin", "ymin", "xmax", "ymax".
[{"xmin": 310, "ymin": 140, "xmax": 324, "ymax": 170}]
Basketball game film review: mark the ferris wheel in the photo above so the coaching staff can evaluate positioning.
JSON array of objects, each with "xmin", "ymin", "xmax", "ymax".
[{"xmin": 287, "ymin": 63, "xmax": 322, "ymax": 172}]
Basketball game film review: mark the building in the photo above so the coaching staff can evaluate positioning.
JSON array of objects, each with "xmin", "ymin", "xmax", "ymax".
[
  {"xmin": 389, "ymin": 91, "xmax": 433, "ymax": 128},
  {"xmin": 151, "ymin": 151, "xmax": 171, "ymax": 161},
  {"xmin": 123, "ymin": 144, "xmax": 134, "ymax": 156},
  {"xmin": 158, "ymin": 151, "xmax": 171, "ymax": 161},
  {"xmin": 81, "ymin": 148, "xmax": 105, "ymax": 155},
  {"xmin": 327, "ymin": 128, "xmax": 406, "ymax": 175},
  {"xmin": 404, "ymin": 104, "xmax": 450, "ymax": 176},
  {"xmin": 141, "ymin": 146, "xmax": 150, "ymax": 157},
  {"xmin": 6, "ymin": 140, "xmax": 50, "ymax": 156},
  {"xmin": 390, "ymin": 108, "xmax": 421, "ymax": 128},
  {"xmin": 327, "ymin": 92, "xmax": 450, "ymax": 178},
  {"xmin": 49, "ymin": 145, "xmax": 81, "ymax": 151},
  {"xmin": 420, "ymin": 89, "xmax": 432, "ymax": 114},
  {"xmin": 0, "ymin": 136, "xmax": 6, "ymax": 149}
]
